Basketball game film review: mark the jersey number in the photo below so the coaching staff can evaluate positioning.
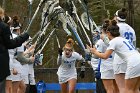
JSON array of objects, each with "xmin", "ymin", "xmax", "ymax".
[
  {"xmin": 124, "ymin": 32, "xmax": 133, "ymax": 42},
  {"xmin": 123, "ymin": 41, "xmax": 135, "ymax": 50}
]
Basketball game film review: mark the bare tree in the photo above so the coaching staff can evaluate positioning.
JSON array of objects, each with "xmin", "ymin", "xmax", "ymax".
[
  {"xmin": 127, "ymin": 0, "xmax": 134, "ymax": 28},
  {"xmin": 2, "ymin": 0, "xmax": 6, "ymax": 9}
]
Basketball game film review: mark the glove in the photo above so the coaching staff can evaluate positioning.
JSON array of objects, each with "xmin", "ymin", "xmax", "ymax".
[
  {"xmin": 34, "ymin": 54, "xmax": 43, "ymax": 66},
  {"xmin": 79, "ymin": 71, "xmax": 85, "ymax": 78},
  {"xmin": 58, "ymin": 48, "xmax": 63, "ymax": 56},
  {"xmin": 94, "ymin": 68, "xmax": 101, "ymax": 79}
]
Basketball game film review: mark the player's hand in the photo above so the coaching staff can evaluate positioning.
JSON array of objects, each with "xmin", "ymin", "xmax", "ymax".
[
  {"xmin": 86, "ymin": 44, "xmax": 96, "ymax": 54},
  {"xmin": 12, "ymin": 68, "xmax": 18, "ymax": 75},
  {"xmin": 30, "ymin": 56, "xmax": 35, "ymax": 62}
]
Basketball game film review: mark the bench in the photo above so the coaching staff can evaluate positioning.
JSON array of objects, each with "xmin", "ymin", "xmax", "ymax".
[{"xmin": 37, "ymin": 82, "xmax": 96, "ymax": 93}]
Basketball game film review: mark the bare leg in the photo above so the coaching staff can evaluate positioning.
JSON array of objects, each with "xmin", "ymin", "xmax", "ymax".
[
  {"xmin": 115, "ymin": 73, "xmax": 125, "ymax": 93},
  {"xmin": 60, "ymin": 82, "xmax": 68, "ymax": 93},
  {"xmin": 6, "ymin": 80, "xmax": 12, "ymax": 93},
  {"xmin": 12, "ymin": 81, "xmax": 20, "ymax": 93},
  {"xmin": 125, "ymin": 77, "xmax": 140, "ymax": 93},
  {"xmin": 68, "ymin": 78, "xmax": 76, "ymax": 93},
  {"xmin": 102, "ymin": 79, "xmax": 114, "ymax": 93},
  {"xmin": 18, "ymin": 80, "xmax": 26, "ymax": 93},
  {"xmin": 113, "ymin": 80, "xmax": 119, "ymax": 93}
]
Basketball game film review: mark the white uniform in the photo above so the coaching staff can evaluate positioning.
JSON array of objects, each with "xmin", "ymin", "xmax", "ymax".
[
  {"xmin": 89, "ymin": 38, "xmax": 102, "ymax": 71},
  {"xmin": 57, "ymin": 52, "xmax": 83, "ymax": 84},
  {"xmin": 107, "ymin": 37, "xmax": 140, "ymax": 79},
  {"xmin": 113, "ymin": 22, "xmax": 136, "ymax": 74},
  {"xmin": 22, "ymin": 63, "xmax": 35, "ymax": 85},
  {"xmin": 12, "ymin": 44, "xmax": 24, "ymax": 81},
  {"xmin": 28, "ymin": 64, "xmax": 35, "ymax": 85},
  {"xmin": 22, "ymin": 64, "xmax": 29, "ymax": 84},
  {"xmin": 96, "ymin": 39, "xmax": 115, "ymax": 79}
]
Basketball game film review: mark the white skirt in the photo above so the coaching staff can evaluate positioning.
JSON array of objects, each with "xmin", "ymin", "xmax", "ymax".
[
  {"xmin": 125, "ymin": 63, "xmax": 140, "ymax": 79},
  {"xmin": 12, "ymin": 73, "xmax": 22, "ymax": 82},
  {"xmin": 58, "ymin": 74, "xmax": 77, "ymax": 84},
  {"xmin": 22, "ymin": 75, "xmax": 36, "ymax": 85},
  {"xmin": 6, "ymin": 75, "xmax": 12, "ymax": 81},
  {"xmin": 113, "ymin": 62, "xmax": 127, "ymax": 74},
  {"xmin": 101, "ymin": 70, "xmax": 115, "ymax": 79}
]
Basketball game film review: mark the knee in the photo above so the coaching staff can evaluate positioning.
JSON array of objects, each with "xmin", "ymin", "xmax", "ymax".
[{"xmin": 69, "ymin": 88, "xmax": 75, "ymax": 93}]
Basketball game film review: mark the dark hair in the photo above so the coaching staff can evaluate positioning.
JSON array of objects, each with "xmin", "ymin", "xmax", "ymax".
[
  {"xmin": 118, "ymin": 7, "xmax": 127, "ymax": 19},
  {"xmin": 107, "ymin": 20, "xmax": 120, "ymax": 37},
  {"xmin": 12, "ymin": 15, "xmax": 22, "ymax": 29},
  {"xmin": 102, "ymin": 19, "xmax": 110, "ymax": 32},
  {"xmin": 4, "ymin": 15, "xmax": 11, "ymax": 26}
]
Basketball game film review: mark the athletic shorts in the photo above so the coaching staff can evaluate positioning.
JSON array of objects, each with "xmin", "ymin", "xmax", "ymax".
[
  {"xmin": 125, "ymin": 63, "xmax": 140, "ymax": 79},
  {"xmin": 58, "ymin": 75, "xmax": 77, "ymax": 84},
  {"xmin": 22, "ymin": 75, "xmax": 35, "ymax": 85},
  {"xmin": 12, "ymin": 73, "xmax": 22, "ymax": 82},
  {"xmin": 101, "ymin": 70, "xmax": 115, "ymax": 79},
  {"xmin": 113, "ymin": 63, "xmax": 127, "ymax": 74}
]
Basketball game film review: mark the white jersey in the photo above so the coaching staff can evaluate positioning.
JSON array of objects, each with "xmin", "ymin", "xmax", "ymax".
[
  {"xmin": 114, "ymin": 22, "xmax": 136, "ymax": 64},
  {"xmin": 57, "ymin": 52, "xmax": 83, "ymax": 77},
  {"xmin": 28, "ymin": 64, "xmax": 34, "ymax": 76},
  {"xmin": 107, "ymin": 37, "xmax": 140, "ymax": 68},
  {"xmin": 96, "ymin": 39, "xmax": 114, "ymax": 72},
  {"xmin": 13, "ymin": 41, "xmax": 24, "ymax": 74},
  {"xmin": 90, "ymin": 39, "xmax": 100, "ymax": 70},
  {"xmin": 117, "ymin": 22, "xmax": 136, "ymax": 43}
]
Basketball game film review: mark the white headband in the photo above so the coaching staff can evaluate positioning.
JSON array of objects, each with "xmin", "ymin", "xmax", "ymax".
[{"xmin": 116, "ymin": 17, "xmax": 126, "ymax": 21}]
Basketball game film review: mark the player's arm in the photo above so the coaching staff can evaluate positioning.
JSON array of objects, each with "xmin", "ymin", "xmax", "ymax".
[{"xmin": 87, "ymin": 45, "xmax": 113, "ymax": 59}]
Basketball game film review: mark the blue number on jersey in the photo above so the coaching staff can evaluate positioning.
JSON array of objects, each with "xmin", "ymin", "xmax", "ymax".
[
  {"xmin": 123, "ymin": 41, "xmax": 135, "ymax": 50},
  {"xmin": 124, "ymin": 32, "xmax": 133, "ymax": 42}
]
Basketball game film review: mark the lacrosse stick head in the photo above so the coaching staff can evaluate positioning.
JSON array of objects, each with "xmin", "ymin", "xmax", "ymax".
[
  {"xmin": 81, "ymin": 12, "xmax": 92, "ymax": 30},
  {"xmin": 92, "ymin": 26, "xmax": 101, "ymax": 45},
  {"xmin": 34, "ymin": 54, "xmax": 43, "ymax": 66},
  {"xmin": 28, "ymin": 0, "xmax": 33, "ymax": 4}
]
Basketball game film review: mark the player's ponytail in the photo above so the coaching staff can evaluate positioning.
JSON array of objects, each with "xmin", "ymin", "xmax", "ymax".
[
  {"xmin": 107, "ymin": 20, "xmax": 120, "ymax": 37},
  {"xmin": 115, "ymin": 7, "xmax": 127, "ymax": 21},
  {"xmin": 67, "ymin": 38, "xmax": 74, "ymax": 46},
  {"xmin": 64, "ymin": 38, "xmax": 74, "ymax": 50},
  {"xmin": 102, "ymin": 19, "xmax": 110, "ymax": 32},
  {"xmin": 118, "ymin": 7, "xmax": 127, "ymax": 19},
  {"xmin": 111, "ymin": 20, "xmax": 117, "ymax": 26}
]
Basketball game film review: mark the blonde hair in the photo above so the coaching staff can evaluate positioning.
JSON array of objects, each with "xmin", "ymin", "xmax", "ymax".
[
  {"xmin": 0, "ymin": 7, "xmax": 4, "ymax": 18},
  {"xmin": 64, "ymin": 38, "xmax": 74, "ymax": 49}
]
